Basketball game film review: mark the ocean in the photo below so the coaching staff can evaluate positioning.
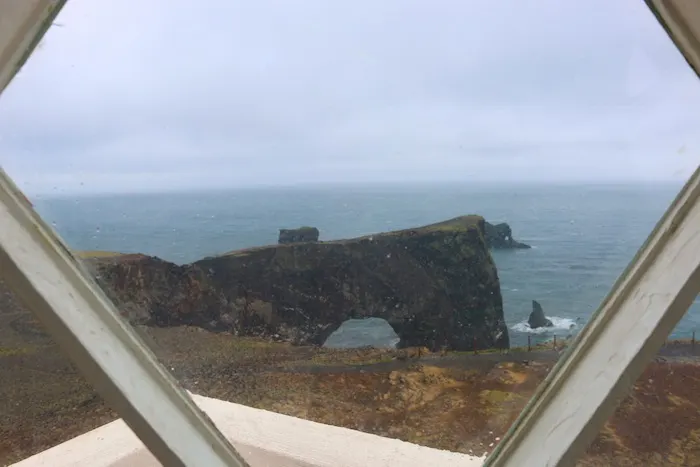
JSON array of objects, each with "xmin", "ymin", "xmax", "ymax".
[{"xmin": 33, "ymin": 182, "xmax": 700, "ymax": 348}]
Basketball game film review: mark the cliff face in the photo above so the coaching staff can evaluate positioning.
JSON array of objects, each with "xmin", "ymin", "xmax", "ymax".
[
  {"xmin": 88, "ymin": 254, "xmax": 226, "ymax": 328},
  {"xmin": 89, "ymin": 215, "xmax": 509, "ymax": 351}
]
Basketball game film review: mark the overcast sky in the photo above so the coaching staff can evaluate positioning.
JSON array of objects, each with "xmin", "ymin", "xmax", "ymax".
[{"xmin": 1, "ymin": 0, "xmax": 699, "ymax": 195}]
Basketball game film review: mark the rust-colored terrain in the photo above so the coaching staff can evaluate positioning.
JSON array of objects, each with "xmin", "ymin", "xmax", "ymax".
[{"xmin": 2, "ymin": 282, "xmax": 700, "ymax": 466}]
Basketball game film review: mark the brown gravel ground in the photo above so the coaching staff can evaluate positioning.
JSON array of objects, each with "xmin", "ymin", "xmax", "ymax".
[{"xmin": 2, "ymin": 280, "xmax": 700, "ymax": 466}]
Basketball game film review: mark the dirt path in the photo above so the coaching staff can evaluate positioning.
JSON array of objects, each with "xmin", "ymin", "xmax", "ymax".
[
  {"xmin": 272, "ymin": 349, "xmax": 562, "ymax": 374},
  {"xmin": 274, "ymin": 342, "xmax": 700, "ymax": 377}
]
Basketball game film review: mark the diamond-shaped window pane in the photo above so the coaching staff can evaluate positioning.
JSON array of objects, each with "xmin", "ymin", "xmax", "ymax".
[{"xmin": 0, "ymin": 1, "xmax": 699, "ymax": 467}]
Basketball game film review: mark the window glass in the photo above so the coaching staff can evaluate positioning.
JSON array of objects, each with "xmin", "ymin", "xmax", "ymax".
[{"xmin": 1, "ymin": 0, "xmax": 698, "ymax": 464}]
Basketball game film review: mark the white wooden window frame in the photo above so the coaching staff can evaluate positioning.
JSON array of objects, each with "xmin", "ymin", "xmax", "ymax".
[
  {"xmin": 0, "ymin": 3, "xmax": 249, "ymax": 466},
  {"xmin": 486, "ymin": 1, "xmax": 700, "ymax": 464},
  {"xmin": 0, "ymin": 1, "xmax": 698, "ymax": 466}
]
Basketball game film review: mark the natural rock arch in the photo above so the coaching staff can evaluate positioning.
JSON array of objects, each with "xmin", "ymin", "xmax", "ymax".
[{"xmin": 93, "ymin": 216, "xmax": 512, "ymax": 352}]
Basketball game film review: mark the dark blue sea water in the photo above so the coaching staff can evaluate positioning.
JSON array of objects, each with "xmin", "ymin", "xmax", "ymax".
[{"xmin": 33, "ymin": 182, "xmax": 700, "ymax": 348}]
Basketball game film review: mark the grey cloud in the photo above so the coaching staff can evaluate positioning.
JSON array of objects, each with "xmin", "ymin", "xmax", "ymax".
[{"xmin": 0, "ymin": 0, "xmax": 699, "ymax": 194}]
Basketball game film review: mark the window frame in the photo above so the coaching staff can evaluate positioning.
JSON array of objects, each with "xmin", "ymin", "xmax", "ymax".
[
  {"xmin": 486, "ymin": 1, "xmax": 700, "ymax": 463},
  {"xmin": 0, "ymin": 4, "xmax": 250, "ymax": 466},
  {"xmin": 0, "ymin": 1, "xmax": 698, "ymax": 466}
]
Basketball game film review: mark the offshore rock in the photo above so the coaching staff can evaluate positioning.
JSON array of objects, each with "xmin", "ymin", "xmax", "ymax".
[
  {"xmin": 528, "ymin": 300, "xmax": 553, "ymax": 329},
  {"xmin": 278, "ymin": 227, "xmax": 320, "ymax": 244},
  {"xmin": 484, "ymin": 222, "xmax": 530, "ymax": 249},
  {"xmin": 88, "ymin": 215, "xmax": 510, "ymax": 351}
]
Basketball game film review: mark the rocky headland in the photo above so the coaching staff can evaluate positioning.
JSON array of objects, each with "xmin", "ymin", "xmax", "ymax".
[
  {"xmin": 275, "ymin": 221, "xmax": 531, "ymax": 250},
  {"xmin": 87, "ymin": 215, "xmax": 514, "ymax": 351}
]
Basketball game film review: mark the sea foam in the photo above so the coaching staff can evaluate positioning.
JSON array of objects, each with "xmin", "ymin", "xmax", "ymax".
[{"xmin": 510, "ymin": 316, "xmax": 578, "ymax": 335}]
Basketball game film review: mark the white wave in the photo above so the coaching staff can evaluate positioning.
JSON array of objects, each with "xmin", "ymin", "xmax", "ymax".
[{"xmin": 510, "ymin": 316, "xmax": 578, "ymax": 335}]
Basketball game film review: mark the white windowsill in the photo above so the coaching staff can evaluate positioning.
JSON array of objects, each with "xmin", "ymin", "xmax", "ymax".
[{"xmin": 11, "ymin": 394, "xmax": 485, "ymax": 467}]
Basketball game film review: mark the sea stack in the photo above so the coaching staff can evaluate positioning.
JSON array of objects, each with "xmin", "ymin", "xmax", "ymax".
[
  {"xmin": 278, "ymin": 226, "xmax": 320, "ymax": 244},
  {"xmin": 528, "ymin": 300, "xmax": 553, "ymax": 329},
  {"xmin": 484, "ymin": 222, "xmax": 531, "ymax": 249}
]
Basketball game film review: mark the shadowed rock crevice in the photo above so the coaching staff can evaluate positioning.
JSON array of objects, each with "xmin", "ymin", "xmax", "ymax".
[{"xmin": 88, "ymin": 215, "xmax": 513, "ymax": 351}]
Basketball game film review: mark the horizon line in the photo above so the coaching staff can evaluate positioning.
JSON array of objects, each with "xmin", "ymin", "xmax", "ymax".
[{"xmin": 24, "ymin": 178, "xmax": 686, "ymax": 199}]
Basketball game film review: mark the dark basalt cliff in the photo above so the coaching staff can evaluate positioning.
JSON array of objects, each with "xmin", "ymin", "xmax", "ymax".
[{"xmin": 87, "ymin": 215, "xmax": 510, "ymax": 351}]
